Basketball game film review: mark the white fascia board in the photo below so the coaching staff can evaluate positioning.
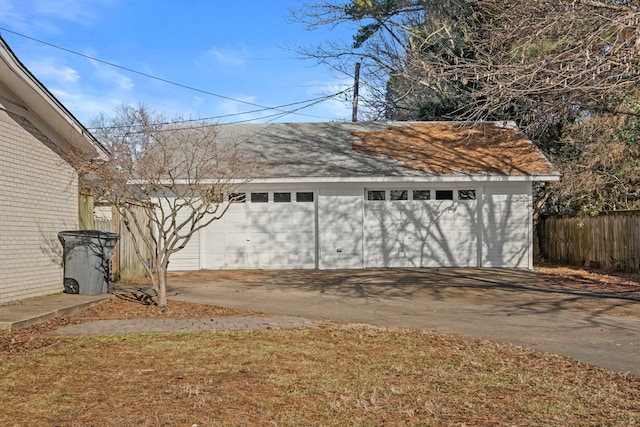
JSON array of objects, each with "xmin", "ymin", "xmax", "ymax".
[
  {"xmin": 162, "ymin": 174, "xmax": 560, "ymax": 186},
  {"xmin": 0, "ymin": 39, "xmax": 108, "ymax": 161},
  {"xmin": 141, "ymin": 174, "xmax": 561, "ymax": 188}
]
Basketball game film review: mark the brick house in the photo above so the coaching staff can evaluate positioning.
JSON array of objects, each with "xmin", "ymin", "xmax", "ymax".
[{"xmin": 0, "ymin": 37, "xmax": 108, "ymax": 304}]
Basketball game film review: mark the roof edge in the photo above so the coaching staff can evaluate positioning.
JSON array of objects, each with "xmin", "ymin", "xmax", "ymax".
[
  {"xmin": 156, "ymin": 174, "xmax": 560, "ymax": 186},
  {"xmin": 0, "ymin": 36, "xmax": 108, "ymax": 160}
]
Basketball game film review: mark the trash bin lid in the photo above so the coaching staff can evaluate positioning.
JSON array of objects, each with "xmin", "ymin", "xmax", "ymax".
[{"xmin": 58, "ymin": 230, "xmax": 120, "ymax": 242}]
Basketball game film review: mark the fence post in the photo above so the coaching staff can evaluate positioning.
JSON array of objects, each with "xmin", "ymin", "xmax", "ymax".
[{"xmin": 78, "ymin": 189, "xmax": 94, "ymax": 230}]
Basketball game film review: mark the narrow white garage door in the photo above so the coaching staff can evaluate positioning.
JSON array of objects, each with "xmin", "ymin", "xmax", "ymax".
[
  {"xmin": 364, "ymin": 189, "xmax": 478, "ymax": 267},
  {"xmin": 201, "ymin": 191, "xmax": 316, "ymax": 269},
  {"xmin": 482, "ymin": 185, "xmax": 532, "ymax": 268},
  {"xmin": 318, "ymin": 188, "xmax": 364, "ymax": 269}
]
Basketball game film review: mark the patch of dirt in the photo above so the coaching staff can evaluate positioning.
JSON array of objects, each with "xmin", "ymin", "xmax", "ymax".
[{"xmin": 535, "ymin": 263, "xmax": 640, "ymax": 297}]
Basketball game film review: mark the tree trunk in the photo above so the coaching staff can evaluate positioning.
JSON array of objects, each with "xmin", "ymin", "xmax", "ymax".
[
  {"xmin": 533, "ymin": 184, "xmax": 553, "ymax": 262},
  {"xmin": 157, "ymin": 264, "xmax": 168, "ymax": 311}
]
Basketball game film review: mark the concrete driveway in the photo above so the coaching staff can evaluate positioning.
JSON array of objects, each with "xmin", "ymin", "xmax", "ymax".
[{"xmin": 162, "ymin": 268, "xmax": 640, "ymax": 376}]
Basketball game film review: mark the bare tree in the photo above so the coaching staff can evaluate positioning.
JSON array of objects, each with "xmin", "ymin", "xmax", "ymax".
[
  {"xmin": 293, "ymin": 0, "xmax": 640, "ymax": 214},
  {"xmin": 82, "ymin": 105, "xmax": 255, "ymax": 309},
  {"xmin": 295, "ymin": 0, "xmax": 640, "ymax": 128}
]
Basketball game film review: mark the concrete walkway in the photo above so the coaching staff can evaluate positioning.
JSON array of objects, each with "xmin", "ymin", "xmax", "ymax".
[{"xmin": 0, "ymin": 293, "xmax": 110, "ymax": 330}]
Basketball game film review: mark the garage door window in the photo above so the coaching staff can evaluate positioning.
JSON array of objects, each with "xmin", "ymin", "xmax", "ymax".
[
  {"xmin": 296, "ymin": 192, "xmax": 314, "ymax": 202},
  {"xmin": 435, "ymin": 190, "xmax": 454, "ymax": 200},
  {"xmin": 274, "ymin": 192, "xmax": 291, "ymax": 203},
  {"xmin": 251, "ymin": 192, "xmax": 269, "ymax": 203},
  {"xmin": 367, "ymin": 190, "xmax": 385, "ymax": 201},
  {"xmin": 390, "ymin": 190, "xmax": 408, "ymax": 201},
  {"xmin": 458, "ymin": 190, "xmax": 476, "ymax": 200},
  {"xmin": 229, "ymin": 192, "xmax": 246, "ymax": 203},
  {"xmin": 413, "ymin": 190, "xmax": 430, "ymax": 200}
]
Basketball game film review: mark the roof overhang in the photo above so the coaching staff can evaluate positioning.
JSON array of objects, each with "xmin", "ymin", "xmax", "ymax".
[
  {"xmin": 130, "ymin": 173, "xmax": 560, "ymax": 186},
  {"xmin": 237, "ymin": 175, "xmax": 561, "ymax": 184},
  {"xmin": 0, "ymin": 37, "xmax": 108, "ymax": 162}
]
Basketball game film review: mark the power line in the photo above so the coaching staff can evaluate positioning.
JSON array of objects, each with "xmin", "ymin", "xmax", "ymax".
[
  {"xmin": 90, "ymin": 86, "xmax": 352, "ymax": 133},
  {"xmin": 0, "ymin": 27, "xmax": 348, "ymax": 119}
]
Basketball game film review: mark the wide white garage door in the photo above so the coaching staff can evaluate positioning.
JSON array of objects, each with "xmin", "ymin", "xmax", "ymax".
[
  {"xmin": 201, "ymin": 191, "xmax": 316, "ymax": 269},
  {"xmin": 364, "ymin": 189, "xmax": 478, "ymax": 267}
]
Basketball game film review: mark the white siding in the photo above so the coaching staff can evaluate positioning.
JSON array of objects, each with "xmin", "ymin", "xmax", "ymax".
[
  {"xmin": 0, "ymin": 108, "xmax": 78, "ymax": 304},
  {"xmin": 481, "ymin": 183, "xmax": 532, "ymax": 268},
  {"xmin": 168, "ymin": 229, "xmax": 201, "ymax": 271},
  {"xmin": 157, "ymin": 198, "xmax": 202, "ymax": 271},
  {"xmin": 170, "ymin": 182, "xmax": 536, "ymax": 271}
]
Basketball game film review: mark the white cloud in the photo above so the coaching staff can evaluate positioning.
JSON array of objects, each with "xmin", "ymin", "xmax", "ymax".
[
  {"xmin": 88, "ymin": 58, "xmax": 135, "ymax": 92},
  {"xmin": 192, "ymin": 96, "xmax": 205, "ymax": 108},
  {"xmin": 28, "ymin": 57, "xmax": 80, "ymax": 84},
  {"xmin": 208, "ymin": 95, "xmax": 281, "ymax": 123},
  {"xmin": 206, "ymin": 47, "xmax": 246, "ymax": 67},
  {"xmin": 299, "ymin": 79, "xmax": 352, "ymax": 121},
  {"xmin": 0, "ymin": 0, "xmax": 115, "ymax": 33},
  {"xmin": 49, "ymin": 88, "xmax": 123, "ymax": 123},
  {"xmin": 33, "ymin": 0, "xmax": 108, "ymax": 25}
]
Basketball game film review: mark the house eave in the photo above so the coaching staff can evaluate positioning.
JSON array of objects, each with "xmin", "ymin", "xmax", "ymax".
[{"xmin": 0, "ymin": 37, "xmax": 108, "ymax": 162}]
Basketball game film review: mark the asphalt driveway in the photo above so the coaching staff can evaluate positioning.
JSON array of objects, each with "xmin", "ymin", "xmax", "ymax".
[{"xmin": 160, "ymin": 268, "xmax": 640, "ymax": 376}]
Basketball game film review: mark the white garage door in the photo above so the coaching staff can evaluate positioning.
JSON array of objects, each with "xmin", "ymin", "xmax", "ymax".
[
  {"xmin": 318, "ymin": 188, "xmax": 364, "ymax": 269},
  {"xmin": 201, "ymin": 191, "xmax": 316, "ymax": 269},
  {"xmin": 364, "ymin": 188, "xmax": 478, "ymax": 267},
  {"xmin": 482, "ymin": 186, "xmax": 532, "ymax": 268}
]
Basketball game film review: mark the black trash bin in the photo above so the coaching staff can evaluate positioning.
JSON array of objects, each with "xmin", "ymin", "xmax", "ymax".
[{"xmin": 58, "ymin": 230, "xmax": 120, "ymax": 295}]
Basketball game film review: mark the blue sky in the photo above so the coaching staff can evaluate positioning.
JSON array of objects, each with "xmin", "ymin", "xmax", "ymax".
[{"xmin": 0, "ymin": 1, "xmax": 357, "ymax": 126}]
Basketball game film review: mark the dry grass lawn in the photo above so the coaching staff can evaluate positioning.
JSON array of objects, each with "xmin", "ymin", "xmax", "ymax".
[
  {"xmin": 1, "ymin": 265, "xmax": 639, "ymax": 426},
  {"xmin": 0, "ymin": 298, "xmax": 638, "ymax": 425}
]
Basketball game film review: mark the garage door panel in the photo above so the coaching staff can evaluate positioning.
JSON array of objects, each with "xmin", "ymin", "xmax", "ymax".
[
  {"xmin": 271, "ymin": 211, "xmax": 294, "ymax": 224},
  {"xmin": 227, "ymin": 212, "xmax": 248, "ymax": 224},
  {"xmin": 202, "ymin": 232, "xmax": 226, "ymax": 251},
  {"xmin": 248, "ymin": 233, "xmax": 270, "ymax": 250},
  {"xmin": 226, "ymin": 251, "xmax": 248, "ymax": 266},
  {"xmin": 227, "ymin": 233, "xmax": 249, "ymax": 246},
  {"xmin": 292, "ymin": 250, "xmax": 315, "ymax": 265},
  {"xmin": 250, "ymin": 252, "xmax": 271, "ymax": 266},
  {"xmin": 202, "ymin": 191, "xmax": 316, "ymax": 269},
  {"xmin": 365, "ymin": 196, "xmax": 477, "ymax": 268},
  {"xmin": 272, "ymin": 253, "xmax": 290, "ymax": 265},
  {"xmin": 294, "ymin": 232, "xmax": 314, "ymax": 245},
  {"xmin": 251, "ymin": 212, "xmax": 270, "ymax": 225},
  {"xmin": 295, "ymin": 212, "xmax": 315, "ymax": 226},
  {"xmin": 273, "ymin": 232, "xmax": 292, "ymax": 245},
  {"xmin": 482, "ymin": 192, "xmax": 531, "ymax": 268}
]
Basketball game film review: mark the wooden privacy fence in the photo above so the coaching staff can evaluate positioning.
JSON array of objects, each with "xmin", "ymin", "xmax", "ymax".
[
  {"xmin": 93, "ymin": 205, "xmax": 152, "ymax": 281},
  {"xmin": 538, "ymin": 211, "xmax": 640, "ymax": 271}
]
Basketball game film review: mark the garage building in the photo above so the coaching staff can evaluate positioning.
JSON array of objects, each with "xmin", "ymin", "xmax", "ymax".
[{"xmin": 168, "ymin": 121, "xmax": 559, "ymax": 271}]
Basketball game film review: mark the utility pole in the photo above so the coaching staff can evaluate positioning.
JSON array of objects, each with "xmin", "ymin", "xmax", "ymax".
[{"xmin": 352, "ymin": 62, "xmax": 360, "ymax": 122}]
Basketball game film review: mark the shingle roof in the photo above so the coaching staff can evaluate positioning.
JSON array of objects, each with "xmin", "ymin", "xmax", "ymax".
[{"xmin": 213, "ymin": 121, "xmax": 559, "ymax": 180}]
